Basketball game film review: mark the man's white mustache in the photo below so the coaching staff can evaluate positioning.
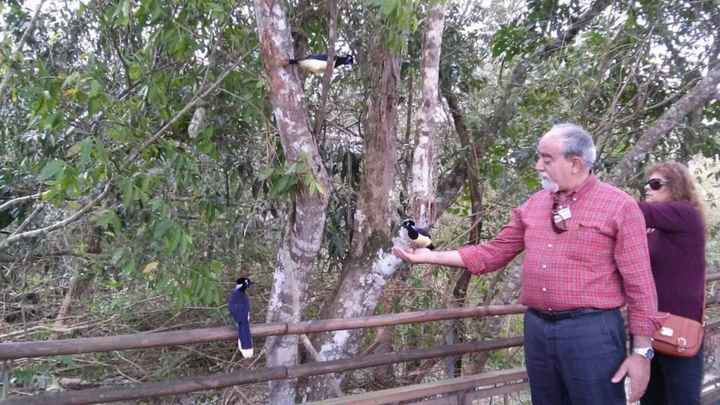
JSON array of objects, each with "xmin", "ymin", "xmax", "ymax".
[{"xmin": 540, "ymin": 175, "xmax": 559, "ymax": 192}]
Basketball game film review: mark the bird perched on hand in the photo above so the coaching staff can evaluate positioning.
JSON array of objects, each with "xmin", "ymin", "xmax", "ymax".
[
  {"xmin": 401, "ymin": 219, "xmax": 435, "ymax": 250},
  {"xmin": 228, "ymin": 277, "xmax": 254, "ymax": 358},
  {"xmin": 288, "ymin": 54, "xmax": 354, "ymax": 75}
]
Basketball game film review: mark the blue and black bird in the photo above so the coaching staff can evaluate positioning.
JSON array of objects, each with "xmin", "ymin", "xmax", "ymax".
[
  {"xmin": 228, "ymin": 277, "xmax": 254, "ymax": 358},
  {"xmin": 401, "ymin": 219, "xmax": 435, "ymax": 250},
  {"xmin": 288, "ymin": 54, "xmax": 354, "ymax": 75}
]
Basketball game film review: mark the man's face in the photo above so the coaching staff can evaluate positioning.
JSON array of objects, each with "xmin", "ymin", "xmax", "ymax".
[{"xmin": 535, "ymin": 131, "xmax": 579, "ymax": 192}]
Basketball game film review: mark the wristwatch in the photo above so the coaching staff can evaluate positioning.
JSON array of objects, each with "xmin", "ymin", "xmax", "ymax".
[{"xmin": 632, "ymin": 346, "xmax": 655, "ymax": 360}]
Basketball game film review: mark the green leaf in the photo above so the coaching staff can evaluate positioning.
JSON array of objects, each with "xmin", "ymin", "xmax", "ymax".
[
  {"xmin": 65, "ymin": 143, "xmax": 83, "ymax": 159},
  {"xmin": 39, "ymin": 160, "xmax": 65, "ymax": 180},
  {"xmin": 60, "ymin": 165, "xmax": 80, "ymax": 195},
  {"xmin": 382, "ymin": 0, "xmax": 399, "ymax": 16},
  {"xmin": 129, "ymin": 64, "xmax": 142, "ymax": 81},
  {"xmin": 111, "ymin": 247, "xmax": 126, "ymax": 265},
  {"xmin": 119, "ymin": 178, "xmax": 137, "ymax": 208},
  {"xmin": 112, "ymin": 0, "xmax": 130, "ymax": 25},
  {"xmin": 80, "ymin": 137, "xmax": 94, "ymax": 164},
  {"xmin": 258, "ymin": 167, "xmax": 276, "ymax": 181},
  {"xmin": 13, "ymin": 368, "xmax": 36, "ymax": 384},
  {"xmin": 153, "ymin": 218, "xmax": 173, "ymax": 240},
  {"xmin": 109, "ymin": 125, "xmax": 132, "ymax": 143},
  {"xmin": 164, "ymin": 225, "xmax": 182, "ymax": 253},
  {"xmin": 88, "ymin": 79, "xmax": 104, "ymax": 98},
  {"xmin": 271, "ymin": 174, "xmax": 298, "ymax": 196},
  {"xmin": 93, "ymin": 208, "xmax": 122, "ymax": 231},
  {"xmin": 58, "ymin": 356, "xmax": 76, "ymax": 366}
]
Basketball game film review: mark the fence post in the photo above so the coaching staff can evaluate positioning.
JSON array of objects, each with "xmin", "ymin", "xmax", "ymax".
[{"xmin": 1, "ymin": 360, "xmax": 10, "ymax": 399}]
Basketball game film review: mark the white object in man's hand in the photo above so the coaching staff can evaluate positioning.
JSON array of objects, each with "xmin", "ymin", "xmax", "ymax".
[{"xmin": 611, "ymin": 353, "xmax": 651, "ymax": 402}]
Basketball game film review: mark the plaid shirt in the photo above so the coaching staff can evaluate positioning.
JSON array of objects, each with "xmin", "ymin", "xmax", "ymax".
[{"xmin": 459, "ymin": 175, "xmax": 658, "ymax": 336}]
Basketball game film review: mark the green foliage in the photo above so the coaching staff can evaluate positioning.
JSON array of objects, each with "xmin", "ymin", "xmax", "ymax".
[
  {"xmin": 366, "ymin": 0, "xmax": 418, "ymax": 51},
  {"xmin": 258, "ymin": 154, "xmax": 326, "ymax": 199},
  {"xmin": 172, "ymin": 260, "xmax": 225, "ymax": 306},
  {"xmin": 490, "ymin": 24, "xmax": 535, "ymax": 61}
]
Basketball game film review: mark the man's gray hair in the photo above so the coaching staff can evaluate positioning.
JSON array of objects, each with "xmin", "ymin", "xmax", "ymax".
[{"xmin": 551, "ymin": 123, "xmax": 597, "ymax": 169}]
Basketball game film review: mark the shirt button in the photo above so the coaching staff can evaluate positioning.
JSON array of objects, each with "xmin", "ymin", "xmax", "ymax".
[
  {"xmin": 542, "ymin": 264, "xmax": 547, "ymax": 269},
  {"xmin": 548, "ymin": 307, "xmax": 553, "ymax": 311},
  {"xmin": 542, "ymin": 287, "xmax": 547, "ymax": 292},
  {"xmin": 547, "ymin": 244, "xmax": 553, "ymax": 248},
  {"xmin": 572, "ymin": 197, "xmax": 577, "ymax": 201}
]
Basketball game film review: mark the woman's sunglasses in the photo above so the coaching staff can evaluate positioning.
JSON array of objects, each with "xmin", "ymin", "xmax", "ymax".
[{"xmin": 645, "ymin": 178, "xmax": 668, "ymax": 191}]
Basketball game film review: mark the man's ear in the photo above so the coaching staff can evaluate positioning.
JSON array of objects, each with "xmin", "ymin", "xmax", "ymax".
[{"xmin": 571, "ymin": 157, "xmax": 583, "ymax": 174}]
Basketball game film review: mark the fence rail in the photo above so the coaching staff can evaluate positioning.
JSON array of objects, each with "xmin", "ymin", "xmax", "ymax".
[
  {"xmin": 305, "ymin": 368, "xmax": 528, "ymax": 405},
  {"xmin": 0, "ymin": 338, "xmax": 524, "ymax": 405},
  {"xmin": 0, "ymin": 304, "xmax": 527, "ymax": 360}
]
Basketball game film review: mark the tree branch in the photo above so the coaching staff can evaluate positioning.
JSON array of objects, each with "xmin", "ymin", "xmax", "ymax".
[
  {"xmin": 0, "ymin": 182, "xmax": 111, "ymax": 251},
  {"xmin": 610, "ymin": 63, "xmax": 720, "ymax": 185},
  {"xmin": 8, "ymin": 203, "xmax": 44, "ymax": 237},
  {"xmin": 126, "ymin": 60, "xmax": 240, "ymax": 164},
  {"xmin": 496, "ymin": 0, "xmax": 613, "ymax": 126},
  {"xmin": 0, "ymin": 193, "xmax": 41, "ymax": 213}
]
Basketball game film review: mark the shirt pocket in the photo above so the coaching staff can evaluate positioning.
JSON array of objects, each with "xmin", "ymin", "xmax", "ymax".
[{"xmin": 565, "ymin": 220, "xmax": 614, "ymax": 266}]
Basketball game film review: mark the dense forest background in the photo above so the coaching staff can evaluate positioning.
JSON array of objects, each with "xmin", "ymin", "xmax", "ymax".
[{"xmin": 1, "ymin": 0, "xmax": 719, "ymax": 403}]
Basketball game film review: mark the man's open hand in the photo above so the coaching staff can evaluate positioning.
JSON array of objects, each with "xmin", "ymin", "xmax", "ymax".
[{"xmin": 611, "ymin": 354, "xmax": 650, "ymax": 402}]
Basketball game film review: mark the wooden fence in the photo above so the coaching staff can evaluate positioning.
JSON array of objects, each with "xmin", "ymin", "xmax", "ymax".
[
  {"xmin": 0, "ymin": 305, "xmax": 526, "ymax": 404},
  {"xmin": 1, "ymin": 272, "xmax": 720, "ymax": 404}
]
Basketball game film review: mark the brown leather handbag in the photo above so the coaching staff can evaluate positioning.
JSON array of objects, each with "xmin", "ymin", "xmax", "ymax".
[{"xmin": 652, "ymin": 313, "xmax": 704, "ymax": 357}]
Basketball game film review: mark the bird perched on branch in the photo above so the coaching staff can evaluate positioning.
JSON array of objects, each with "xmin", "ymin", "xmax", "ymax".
[
  {"xmin": 228, "ymin": 277, "xmax": 253, "ymax": 358},
  {"xmin": 401, "ymin": 219, "xmax": 435, "ymax": 250},
  {"xmin": 288, "ymin": 54, "xmax": 354, "ymax": 75}
]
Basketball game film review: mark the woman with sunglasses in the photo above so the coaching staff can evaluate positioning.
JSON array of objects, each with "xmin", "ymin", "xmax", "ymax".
[{"xmin": 639, "ymin": 161, "xmax": 707, "ymax": 405}]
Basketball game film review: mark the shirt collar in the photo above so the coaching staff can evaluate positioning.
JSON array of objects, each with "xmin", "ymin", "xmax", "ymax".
[{"xmin": 553, "ymin": 174, "xmax": 597, "ymax": 201}]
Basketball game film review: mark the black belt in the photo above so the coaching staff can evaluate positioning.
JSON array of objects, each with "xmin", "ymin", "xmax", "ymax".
[{"xmin": 529, "ymin": 308, "xmax": 610, "ymax": 322}]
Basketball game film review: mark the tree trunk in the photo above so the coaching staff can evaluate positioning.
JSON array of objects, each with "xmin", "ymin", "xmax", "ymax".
[
  {"xmin": 253, "ymin": 1, "xmax": 332, "ymax": 403},
  {"xmin": 305, "ymin": 28, "xmax": 402, "ymax": 401},
  {"xmin": 410, "ymin": 2, "xmax": 446, "ymax": 227}
]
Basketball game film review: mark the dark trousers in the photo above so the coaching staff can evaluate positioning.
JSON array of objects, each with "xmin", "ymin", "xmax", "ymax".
[
  {"xmin": 641, "ymin": 347, "xmax": 703, "ymax": 405},
  {"xmin": 524, "ymin": 308, "xmax": 627, "ymax": 405}
]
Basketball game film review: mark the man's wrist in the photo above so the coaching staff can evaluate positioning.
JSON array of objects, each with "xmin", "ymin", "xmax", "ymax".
[
  {"xmin": 632, "ymin": 346, "xmax": 655, "ymax": 360},
  {"xmin": 632, "ymin": 335, "xmax": 652, "ymax": 349}
]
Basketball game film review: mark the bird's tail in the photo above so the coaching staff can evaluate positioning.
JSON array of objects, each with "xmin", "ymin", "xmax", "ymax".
[
  {"xmin": 238, "ymin": 324, "xmax": 254, "ymax": 358},
  {"xmin": 427, "ymin": 244, "xmax": 435, "ymax": 250},
  {"xmin": 238, "ymin": 339, "xmax": 254, "ymax": 358}
]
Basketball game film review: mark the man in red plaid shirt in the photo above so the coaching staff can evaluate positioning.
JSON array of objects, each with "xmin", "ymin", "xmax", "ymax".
[{"xmin": 394, "ymin": 123, "xmax": 658, "ymax": 405}]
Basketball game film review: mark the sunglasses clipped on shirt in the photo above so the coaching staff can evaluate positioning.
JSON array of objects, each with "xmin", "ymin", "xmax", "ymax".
[
  {"xmin": 645, "ymin": 178, "xmax": 669, "ymax": 191},
  {"xmin": 551, "ymin": 197, "xmax": 569, "ymax": 234}
]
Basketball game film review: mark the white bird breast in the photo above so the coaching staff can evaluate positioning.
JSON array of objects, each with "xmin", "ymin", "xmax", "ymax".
[{"xmin": 298, "ymin": 59, "xmax": 328, "ymax": 74}]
